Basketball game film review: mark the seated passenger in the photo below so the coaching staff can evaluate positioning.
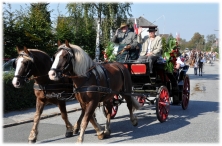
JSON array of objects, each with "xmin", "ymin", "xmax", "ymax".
[
  {"xmin": 136, "ymin": 26, "xmax": 162, "ymax": 73},
  {"xmin": 174, "ymin": 56, "xmax": 185, "ymax": 71},
  {"xmin": 112, "ymin": 22, "xmax": 139, "ymax": 62}
]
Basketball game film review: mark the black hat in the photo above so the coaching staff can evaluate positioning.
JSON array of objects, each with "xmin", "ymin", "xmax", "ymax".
[{"xmin": 147, "ymin": 26, "xmax": 157, "ymax": 32}]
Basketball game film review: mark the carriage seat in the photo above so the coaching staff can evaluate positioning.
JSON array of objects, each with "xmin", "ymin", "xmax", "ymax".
[
  {"xmin": 133, "ymin": 56, "xmax": 166, "ymax": 64},
  {"xmin": 123, "ymin": 57, "xmax": 166, "ymax": 75}
]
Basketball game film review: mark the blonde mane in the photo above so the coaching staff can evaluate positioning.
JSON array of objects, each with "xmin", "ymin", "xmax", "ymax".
[{"xmin": 59, "ymin": 44, "xmax": 94, "ymax": 76}]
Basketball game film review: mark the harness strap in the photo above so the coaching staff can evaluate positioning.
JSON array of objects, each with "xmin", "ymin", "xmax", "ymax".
[
  {"xmin": 73, "ymin": 85, "xmax": 144, "ymax": 97},
  {"xmin": 75, "ymin": 86, "xmax": 112, "ymax": 93},
  {"xmin": 33, "ymin": 83, "xmax": 75, "ymax": 100},
  {"xmin": 100, "ymin": 65, "xmax": 110, "ymax": 88},
  {"xmin": 33, "ymin": 83, "xmax": 73, "ymax": 91}
]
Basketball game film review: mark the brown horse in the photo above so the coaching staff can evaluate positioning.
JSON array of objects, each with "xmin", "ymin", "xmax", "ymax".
[
  {"xmin": 11, "ymin": 46, "xmax": 81, "ymax": 143},
  {"xmin": 48, "ymin": 40, "xmax": 141, "ymax": 143}
]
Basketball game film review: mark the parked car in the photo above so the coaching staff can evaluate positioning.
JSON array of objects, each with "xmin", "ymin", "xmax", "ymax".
[{"xmin": 3, "ymin": 58, "xmax": 16, "ymax": 74}]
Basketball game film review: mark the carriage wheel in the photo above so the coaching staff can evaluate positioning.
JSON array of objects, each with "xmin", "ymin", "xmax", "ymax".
[
  {"xmin": 135, "ymin": 96, "xmax": 145, "ymax": 106},
  {"xmin": 182, "ymin": 75, "xmax": 190, "ymax": 110},
  {"xmin": 102, "ymin": 95, "xmax": 118, "ymax": 119},
  {"xmin": 156, "ymin": 86, "xmax": 170, "ymax": 123}
]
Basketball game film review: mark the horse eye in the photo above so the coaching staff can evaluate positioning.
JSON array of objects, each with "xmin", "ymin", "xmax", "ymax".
[
  {"xmin": 23, "ymin": 61, "xmax": 28, "ymax": 66},
  {"xmin": 64, "ymin": 55, "xmax": 68, "ymax": 59}
]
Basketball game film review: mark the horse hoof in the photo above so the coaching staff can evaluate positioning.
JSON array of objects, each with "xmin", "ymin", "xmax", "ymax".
[
  {"xmin": 97, "ymin": 132, "xmax": 105, "ymax": 140},
  {"xmin": 104, "ymin": 130, "xmax": 111, "ymax": 138},
  {"xmin": 65, "ymin": 131, "xmax": 73, "ymax": 137},
  {"xmin": 133, "ymin": 122, "xmax": 138, "ymax": 126},
  {"xmin": 73, "ymin": 128, "xmax": 79, "ymax": 134},
  {"xmin": 28, "ymin": 140, "xmax": 36, "ymax": 143}
]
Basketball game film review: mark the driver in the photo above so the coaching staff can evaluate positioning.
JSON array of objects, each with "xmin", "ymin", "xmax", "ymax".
[{"xmin": 112, "ymin": 22, "xmax": 139, "ymax": 62}]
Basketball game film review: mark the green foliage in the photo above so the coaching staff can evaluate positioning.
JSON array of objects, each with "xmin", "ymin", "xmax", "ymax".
[
  {"xmin": 104, "ymin": 42, "xmax": 116, "ymax": 61},
  {"xmin": 162, "ymin": 37, "xmax": 177, "ymax": 73},
  {"xmin": 66, "ymin": 3, "xmax": 133, "ymax": 59},
  {"xmin": 3, "ymin": 72, "xmax": 36, "ymax": 113},
  {"xmin": 3, "ymin": 3, "xmax": 54, "ymax": 59}
]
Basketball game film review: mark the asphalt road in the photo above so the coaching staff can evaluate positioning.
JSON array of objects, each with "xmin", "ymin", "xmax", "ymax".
[{"xmin": 3, "ymin": 60, "xmax": 220, "ymax": 144}]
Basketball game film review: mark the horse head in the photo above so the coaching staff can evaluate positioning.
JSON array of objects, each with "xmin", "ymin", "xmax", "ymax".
[
  {"xmin": 12, "ymin": 46, "xmax": 52, "ymax": 88},
  {"xmin": 12, "ymin": 46, "xmax": 35, "ymax": 88},
  {"xmin": 48, "ymin": 40, "xmax": 94, "ymax": 81}
]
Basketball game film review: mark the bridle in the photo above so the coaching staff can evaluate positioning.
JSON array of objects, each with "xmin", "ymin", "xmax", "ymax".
[
  {"xmin": 13, "ymin": 52, "xmax": 34, "ymax": 83},
  {"xmin": 50, "ymin": 45, "xmax": 75, "ymax": 77}
]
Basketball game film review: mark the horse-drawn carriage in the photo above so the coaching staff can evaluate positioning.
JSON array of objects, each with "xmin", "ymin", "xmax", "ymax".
[
  {"xmin": 102, "ymin": 57, "xmax": 190, "ymax": 122},
  {"xmin": 12, "ymin": 40, "xmax": 190, "ymax": 143}
]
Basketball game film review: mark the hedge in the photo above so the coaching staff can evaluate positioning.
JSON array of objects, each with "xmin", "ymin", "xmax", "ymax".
[{"xmin": 3, "ymin": 71, "xmax": 36, "ymax": 113}]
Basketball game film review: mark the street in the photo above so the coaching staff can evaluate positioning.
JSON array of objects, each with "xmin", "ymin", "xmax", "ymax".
[{"xmin": 3, "ymin": 60, "xmax": 220, "ymax": 144}]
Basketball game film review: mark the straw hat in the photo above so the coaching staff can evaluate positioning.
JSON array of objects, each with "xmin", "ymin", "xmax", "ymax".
[{"xmin": 119, "ymin": 22, "xmax": 128, "ymax": 29}]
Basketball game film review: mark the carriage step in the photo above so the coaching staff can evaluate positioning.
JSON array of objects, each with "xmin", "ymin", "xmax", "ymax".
[{"xmin": 150, "ymin": 77, "xmax": 156, "ymax": 84}]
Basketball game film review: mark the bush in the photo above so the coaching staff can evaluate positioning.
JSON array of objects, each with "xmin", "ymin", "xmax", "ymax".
[{"xmin": 3, "ymin": 72, "xmax": 36, "ymax": 113}]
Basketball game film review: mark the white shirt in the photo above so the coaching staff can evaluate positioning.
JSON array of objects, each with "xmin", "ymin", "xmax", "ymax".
[
  {"xmin": 176, "ymin": 57, "xmax": 185, "ymax": 67},
  {"xmin": 146, "ymin": 39, "xmax": 151, "ymax": 54}
]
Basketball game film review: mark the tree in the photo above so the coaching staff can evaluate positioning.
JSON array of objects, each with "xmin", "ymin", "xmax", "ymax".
[
  {"xmin": 187, "ymin": 32, "xmax": 205, "ymax": 51},
  {"xmin": 3, "ymin": 3, "xmax": 55, "ymax": 58},
  {"xmin": 23, "ymin": 3, "xmax": 54, "ymax": 53},
  {"xmin": 206, "ymin": 34, "xmax": 217, "ymax": 52},
  {"xmin": 65, "ymin": 3, "xmax": 133, "ymax": 59},
  {"xmin": 3, "ymin": 3, "xmax": 22, "ymax": 58}
]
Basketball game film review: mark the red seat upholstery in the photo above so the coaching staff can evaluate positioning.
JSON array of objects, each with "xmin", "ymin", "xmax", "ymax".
[{"xmin": 131, "ymin": 64, "xmax": 146, "ymax": 74}]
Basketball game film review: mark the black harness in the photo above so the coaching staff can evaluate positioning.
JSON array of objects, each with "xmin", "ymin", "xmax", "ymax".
[{"xmin": 51, "ymin": 46, "xmax": 132, "ymax": 97}]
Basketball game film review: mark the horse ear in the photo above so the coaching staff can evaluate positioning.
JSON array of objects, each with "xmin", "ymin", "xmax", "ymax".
[
  {"xmin": 16, "ymin": 46, "xmax": 21, "ymax": 53},
  {"xmin": 24, "ymin": 46, "xmax": 29, "ymax": 54},
  {"xmin": 58, "ymin": 40, "xmax": 61, "ymax": 47},
  {"xmin": 65, "ymin": 40, "xmax": 70, "ymax": 48}
]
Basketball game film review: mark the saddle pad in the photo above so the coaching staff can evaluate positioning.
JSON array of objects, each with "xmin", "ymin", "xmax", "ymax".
[{"xmin": 131, "ymin": 64, "xmax": 146, "ymax": 74}]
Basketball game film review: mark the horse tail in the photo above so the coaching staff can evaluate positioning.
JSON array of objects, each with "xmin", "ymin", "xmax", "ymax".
[
  {"xmin": 130, "ymin": 96, "xmax": 141, "ymax": 110},
  {"xmin": 113, "ymin": 62, "xmax": 141, "ymax": 110}
]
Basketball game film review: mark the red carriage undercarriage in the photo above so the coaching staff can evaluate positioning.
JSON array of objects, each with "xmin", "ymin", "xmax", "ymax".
[{"xmin": 102, "ymin": 59, "xmax": 190, "ymax": 123}]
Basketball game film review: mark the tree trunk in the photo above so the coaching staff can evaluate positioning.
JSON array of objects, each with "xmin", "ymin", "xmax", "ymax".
[{"xmin": 95, "ymin": 19, "xmax": 100, "ymax": 61}]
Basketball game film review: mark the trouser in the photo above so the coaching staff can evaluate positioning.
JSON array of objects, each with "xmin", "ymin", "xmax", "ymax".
[
  {"xmin": 198, "ymin": 66, "xmax": 203, "ymax": 75},
  {"xmin": 137, "ymin": 55, "xmax": 159, "ymax": 73},
  {"xmin": 194, "ymin": 67, "xmax": 197, "ymax": 75}
]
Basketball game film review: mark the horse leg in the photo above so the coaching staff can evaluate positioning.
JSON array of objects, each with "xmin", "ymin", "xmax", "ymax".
[
  {"xmin": 77, "ymin": 101, "xmax": 100, "ymax": 143},
  {"xmin": 102, "ymin": 101, "xmax": 112, "ymax": 137},
  {"xmin": 58, "ymin": 101, "xmax": 73, "ymax": 137},
  {"xmin": 73, "ymin": 108, "xmax": 85, "ymax": 134},
  {"xmin": 124, "ymin": 95, "xmax": 140, "ymax": 126},
  {"xmin": 28, "ymin": 99, "xmax": 44, "ymax": 143},
  {"xmin": 89, "ymin": 113, "xmax": 105, "ymax": 140}
]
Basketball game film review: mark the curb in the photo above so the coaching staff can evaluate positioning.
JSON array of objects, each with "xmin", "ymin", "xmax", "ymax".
[{"xmin": 3, "ymin": 107, "xmax": 82, "ymax": 128}]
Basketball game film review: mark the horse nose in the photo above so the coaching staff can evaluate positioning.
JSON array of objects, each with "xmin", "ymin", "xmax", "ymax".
[
  {"xmin": 12, "ymin": 78, "xmax": 21, "ymax": 88},
  {"xmin": 48, "ymin": 70, "xmax": 58, "ymax": 81},
  {"xmin": 48, "ymin": 70, "xmax": 55, "ymax": 77}
]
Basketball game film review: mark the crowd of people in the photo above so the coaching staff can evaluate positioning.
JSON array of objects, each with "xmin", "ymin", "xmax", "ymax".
[{"xmin": 186, "ymin": 49, "xmax": 218, "ymax": 76}]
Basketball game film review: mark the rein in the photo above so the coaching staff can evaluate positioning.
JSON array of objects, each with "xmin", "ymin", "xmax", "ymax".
[{"xmin": 62, "ymin": 65, "xmax": 97, "ymax": 79}]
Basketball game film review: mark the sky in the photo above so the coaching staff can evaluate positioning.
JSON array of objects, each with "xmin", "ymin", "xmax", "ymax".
[{"xmin": 2, "ymin": 0, "xmax": 220, "ymax": 41}]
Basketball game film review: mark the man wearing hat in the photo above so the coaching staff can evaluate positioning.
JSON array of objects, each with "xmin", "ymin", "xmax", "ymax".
[
  {"xmin": 112, "ymin": 22, "xmax": 139, "ymax": 62},
  {"xmin": 136, "ymin": 26, "xmax": 162, "ymax": 74}
]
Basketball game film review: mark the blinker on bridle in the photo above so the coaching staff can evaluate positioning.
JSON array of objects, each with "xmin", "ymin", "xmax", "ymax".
[
  {"xmin": 50, "ymin": 46, "xmax": 74, "ymax": 77},
  {"xmin": 13, "ymin": 52, "xmax": 34, "ymax": 83}
]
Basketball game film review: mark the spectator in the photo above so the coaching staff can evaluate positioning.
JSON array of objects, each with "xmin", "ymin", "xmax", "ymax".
[
  {"xmin": 198, "ymin": 55, "xmax": 205, "ymax": 76},
  {"xmin": 194, "ymin": 58, "xmax": 198, "ymax": 75}
]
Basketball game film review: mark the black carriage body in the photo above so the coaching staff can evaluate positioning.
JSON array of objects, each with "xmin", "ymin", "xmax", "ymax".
[{"xmin": 123, "ymin": 60, "xmax": 190, "ymax": 106}]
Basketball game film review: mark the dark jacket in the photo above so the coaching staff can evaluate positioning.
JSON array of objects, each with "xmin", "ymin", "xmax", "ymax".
[{"xmin": 112, "ymin": 30, "xmax": 139, "ymax": 62}]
